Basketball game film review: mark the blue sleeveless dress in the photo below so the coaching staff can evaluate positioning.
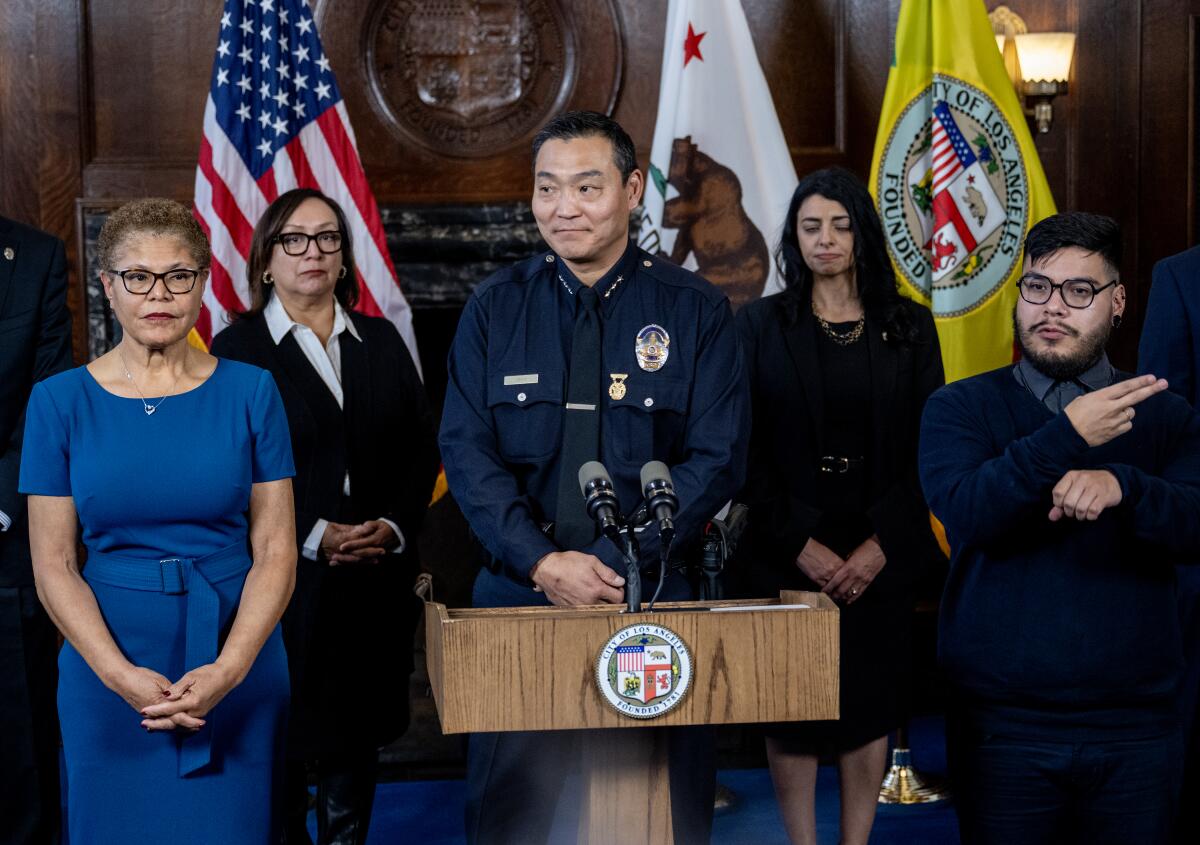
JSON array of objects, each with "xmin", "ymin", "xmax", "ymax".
[{"xmin": 19, "ymin": 360, "xmax": 295, "ymax": 843}]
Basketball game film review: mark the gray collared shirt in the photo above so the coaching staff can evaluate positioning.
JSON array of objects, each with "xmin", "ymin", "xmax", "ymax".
[{"xmin": 1015, "ymin": 352, "xmax": 1116, "ymax": 413}]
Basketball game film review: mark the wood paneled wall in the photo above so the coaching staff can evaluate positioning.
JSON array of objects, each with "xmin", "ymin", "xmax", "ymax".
[
  {"xmin": 0, "ymin": 0, "xmax": 1195, "ymax": 372},
  {"xmin": 4, "ymin": 0, "xmax": 1195, "ymax": 773}
]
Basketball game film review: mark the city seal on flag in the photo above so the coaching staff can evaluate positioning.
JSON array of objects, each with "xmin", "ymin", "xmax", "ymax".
[
  {"xmin": 876, "ymin": 74, "xmax": 1030, "ymax": 318},
  {"xmin": 596, "ymin": 623, "xmax": 693, "ymax": 719}
]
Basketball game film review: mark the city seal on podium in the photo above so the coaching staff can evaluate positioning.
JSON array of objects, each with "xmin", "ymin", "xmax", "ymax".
[
  {"xmin": 595, "ymin": 623, "xmax": 692, "ymax": 719},
  {"xmin": 875, "ymin": 74, "xmax": 1030, "ymax": 318}
]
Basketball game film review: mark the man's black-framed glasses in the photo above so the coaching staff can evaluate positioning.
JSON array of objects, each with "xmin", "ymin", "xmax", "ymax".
[
  {"xmin": 1016, "ymin": 274, "xmax": 1117, "ymax": 309},
  {"xmin": 275, "ymin": 230, "xmax": 343, "ymax": 256},
  {"xmin": 107, "ymin": 268, "xmax": 202, "ymax": 295}
]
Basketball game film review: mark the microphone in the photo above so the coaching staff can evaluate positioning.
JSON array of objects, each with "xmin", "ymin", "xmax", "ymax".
[
  {"xmin": 578, "ymin": 461, "xmax": 622, "ymax": 542},
  {"xmin": 579, "ymin": 461, "xmax": 641, "ymax": 613},
  {"xmin": 640, "ymin": 461, "xmax": 679, "ymax": 550}
]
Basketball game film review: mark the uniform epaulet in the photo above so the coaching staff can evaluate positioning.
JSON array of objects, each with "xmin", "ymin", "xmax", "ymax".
[
  {"xmin": 635, "ymin": 249, "xmax": 728, "ymax": 307},
  {"xmin": 473, "ymin": 251, "xmax": 555, "ymax": 298}
]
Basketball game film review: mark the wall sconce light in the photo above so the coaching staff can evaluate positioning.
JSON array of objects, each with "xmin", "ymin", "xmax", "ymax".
[{"xmin": 990, "ymin": 6, "xmax": 1076, "ymax": 134}]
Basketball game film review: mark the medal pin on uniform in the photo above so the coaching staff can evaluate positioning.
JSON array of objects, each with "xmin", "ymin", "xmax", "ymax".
[
  {"xmin": 3, "ymin": 247, "xmax": 13, "ymax": 261},
  {"xmin": 635, "ymin": 325, "xmax": 670, "ymax": 372},
  {"xmin": 608, "ymin": 373, "xmax": 628, "ymax": 401}
]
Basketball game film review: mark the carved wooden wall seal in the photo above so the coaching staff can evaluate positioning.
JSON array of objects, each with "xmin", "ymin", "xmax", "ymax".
[{"xmin": 366, "ymin": 0, "xmax": 577, "ymax": 158}]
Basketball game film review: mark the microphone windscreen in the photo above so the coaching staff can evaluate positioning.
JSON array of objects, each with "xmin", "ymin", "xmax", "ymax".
[
  {"xmin": 579, "ymin": 460, "xmax": 612, "ymax": 494},
  {"xmin": 640, "ymin": 460, "xmax": 672, "ymax": 491}
]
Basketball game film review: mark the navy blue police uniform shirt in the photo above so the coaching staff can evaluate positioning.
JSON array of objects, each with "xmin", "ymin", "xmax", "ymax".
[{"xmin": 439, "ymin": 240, "xmax": 750, "ymax": 585}]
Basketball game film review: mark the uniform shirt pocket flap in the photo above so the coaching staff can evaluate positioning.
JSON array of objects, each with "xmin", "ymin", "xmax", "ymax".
[
  {"xmin": 608, "ymin": 375, "xmax": 689, "ymax": 413},
  {"xmin": 487, "ymin": 370, "xmax": 565, "ymax": 408}
]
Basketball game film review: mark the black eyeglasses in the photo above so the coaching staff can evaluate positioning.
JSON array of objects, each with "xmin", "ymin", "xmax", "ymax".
[
  {"xmin": 274, "ymin": 231, "xmax": 343, "ymax": 256},
  {"xmin": 107, "ymin": 268, "xmax": 202, "ymax": 295},
  {"xmin": 1016, "ymin": 275, "xmax": 1117, "ymax": 309}
]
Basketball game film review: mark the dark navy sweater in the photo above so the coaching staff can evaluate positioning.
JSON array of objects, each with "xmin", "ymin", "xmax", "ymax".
[{"xmin": 920, "ymin": 366, "xmax": 1200, "ymax": 739}]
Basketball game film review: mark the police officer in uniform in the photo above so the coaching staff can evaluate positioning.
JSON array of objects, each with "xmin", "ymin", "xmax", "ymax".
[{"xmin": 439, "ymin": 111, "xmax": 749, "ymax": 843}]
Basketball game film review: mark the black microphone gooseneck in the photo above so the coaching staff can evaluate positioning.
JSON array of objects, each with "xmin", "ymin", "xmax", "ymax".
[
  {"xmin": 640, "ymin": 461, "xmax": 679, "ymax": 609},
  {"xmin": 578, "ymin": 461, "xmax": 641, "ymax": 612}
]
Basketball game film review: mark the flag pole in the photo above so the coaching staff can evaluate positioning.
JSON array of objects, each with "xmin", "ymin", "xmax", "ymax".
[{"xmin": 878, "ymin": 722, "xmax": 951, "ymax": 804}]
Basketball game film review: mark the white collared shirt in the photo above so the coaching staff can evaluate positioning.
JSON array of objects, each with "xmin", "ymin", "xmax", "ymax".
[{"xmin": 264, "ymin": 293, "xmax": 404, "ymax": 560}]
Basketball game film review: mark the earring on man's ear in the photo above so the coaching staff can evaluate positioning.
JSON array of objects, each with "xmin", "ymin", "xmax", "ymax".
[
  {"xmin": 1112, "ymin": 314, "xmax": 1123, "ymax": 329},
  {"xmin": 338, "ymin": 266, "xmax": 347, "ymax": 280},
  {"xmin": 262, "ymin": 271, "xmax": 274, "ymax": 286}
]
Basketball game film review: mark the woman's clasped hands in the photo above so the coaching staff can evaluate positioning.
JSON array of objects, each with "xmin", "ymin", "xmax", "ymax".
[
  {"xmin": 794, "ymin": 535, "xmax": 887, "ymax": 605},
  {"xmin": 320, "ymin": 520, "xmax": 399, "ymax": 565},
  {"xmin": 111, "ymin": 660, "xmax": 242, "ymax": 732}
]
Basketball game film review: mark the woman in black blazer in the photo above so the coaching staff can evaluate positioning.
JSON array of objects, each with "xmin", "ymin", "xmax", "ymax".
[
  {"xmin": 211, "ymin": 188, "xmax": 438, "ymax": 845},
  {"xmin": 734, "ymin": 168, "xmax": 945, "ymax": 845}
]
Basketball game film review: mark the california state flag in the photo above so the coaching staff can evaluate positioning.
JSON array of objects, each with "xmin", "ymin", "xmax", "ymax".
[{"xmin": 638, "ymin": 0, "xmax": 798, "ymax": 309}]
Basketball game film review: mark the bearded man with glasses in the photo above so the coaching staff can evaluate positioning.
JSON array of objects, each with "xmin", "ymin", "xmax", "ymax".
[{"xmin": 919, "ymin": 212, "xmax": 1200, "ymax": 844}]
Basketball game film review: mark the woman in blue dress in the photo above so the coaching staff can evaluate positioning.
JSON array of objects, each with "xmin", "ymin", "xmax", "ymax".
[{"xmin": 19, "ymin": 198, "xmax": 297, "ymax": 843}]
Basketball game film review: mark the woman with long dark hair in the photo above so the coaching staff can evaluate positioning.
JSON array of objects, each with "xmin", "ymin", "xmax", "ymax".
[
  {"xmin": 211, "ymin": 188, "xmax": 438, "ymax": 845},
  {"xmin": 735, "ymin": 167, "xmax": 946, "ymax": 844}
]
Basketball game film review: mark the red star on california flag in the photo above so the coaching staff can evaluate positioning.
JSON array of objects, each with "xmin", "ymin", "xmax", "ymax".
[{"xmin": 683, "ymin": 22, "xmax": 706, "ymax": 66}]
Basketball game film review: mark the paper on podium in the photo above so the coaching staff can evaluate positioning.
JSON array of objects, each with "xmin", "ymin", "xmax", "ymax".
[{"xmin": 709, "ymin": 603, "xmax": 812, "ymax": 612}]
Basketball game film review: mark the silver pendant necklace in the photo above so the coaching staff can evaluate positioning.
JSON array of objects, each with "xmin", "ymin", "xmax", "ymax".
[{"xmin": 117, "ymin": 348, "xmax": 181, "ymax": 416}]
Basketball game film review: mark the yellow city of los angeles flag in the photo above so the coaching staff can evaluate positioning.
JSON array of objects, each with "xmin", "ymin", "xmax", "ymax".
[{"xmin": 870, "ymin": 0, "xmax": 1057, "ymax": 383}]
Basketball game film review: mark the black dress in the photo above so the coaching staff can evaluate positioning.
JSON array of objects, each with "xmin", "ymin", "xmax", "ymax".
[
  {"xmin": 734, "ymin": 297, "xmax": 945, "ymax": 755},
  {"xmin": 812, "ymin": 322, "xmax": 874, "ymax": 559},
  {"xmin": 792, "ymin": 324, "xmax": 911, "ymax": 751}
]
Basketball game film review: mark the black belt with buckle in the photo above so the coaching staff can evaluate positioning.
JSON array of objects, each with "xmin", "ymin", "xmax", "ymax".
[{"xmin": 818, "ymin": 455, "xmax": 865, "ymax": 474}]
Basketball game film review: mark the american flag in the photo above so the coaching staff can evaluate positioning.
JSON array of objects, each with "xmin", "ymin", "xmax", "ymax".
[
  {"xmin": 191, "ymin": 0, "xmax": 419, "ymax": 374},
  {"xmin": 930, "ymin": 102, "xmax": 977, "ymax": 196},
  {"xmin": 616, "ymin": 646, "xmax": 645, "ymax": 673}
]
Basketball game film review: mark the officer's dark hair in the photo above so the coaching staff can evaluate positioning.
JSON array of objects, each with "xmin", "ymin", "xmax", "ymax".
[
  {"xmin": 1024, "ymin": 212, "xmax": 1122, "ymax": 277},
  {"xmin": 776, "ymin": 166, "xmax": 921, "ymax": 344},
  {"xmin": 238, "ymin": 187, "xmax": 359, "ymax": 320},
  {"xmin": 532, "ymin": 111, "xmax": 638, "ymax": 183}
]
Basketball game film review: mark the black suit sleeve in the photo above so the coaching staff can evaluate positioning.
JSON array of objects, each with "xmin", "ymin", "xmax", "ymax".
[
  {"xmin": 380, "ymin": 324, "xmax": 439, "ymax": 552},
  {"xmin": 735, "ymin": 302, "xmax": 824, "ymax": 568},
  {"xmin": 0, "ymin": 236, "xmax": 72, "ymax": 520},
  {"xmin": 865, "ymin": 305, "xmax": 946, "ymax": 568},
  {"xmin": 1137, "ymin": 257, "xmax": 1195, "ymax": 401}
]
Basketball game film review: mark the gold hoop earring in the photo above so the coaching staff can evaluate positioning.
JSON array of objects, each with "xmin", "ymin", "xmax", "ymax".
[
  {"xmin": 262, "ymin": 271, "xmax": 274, "ymax": 286},
  {"xmin": 338, "ymin": 266, "xmax": 347, "ymax": 280}
]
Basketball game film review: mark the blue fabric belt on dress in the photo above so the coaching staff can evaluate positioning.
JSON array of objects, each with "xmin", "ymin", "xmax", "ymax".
[{"xmin": 83, "ymin": 541, "xmax": 252, "ymax": 777}]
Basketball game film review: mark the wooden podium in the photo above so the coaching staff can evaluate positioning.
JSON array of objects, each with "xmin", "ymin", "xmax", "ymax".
[{"xmin": 425, "ymin": 591, "xmax": 839, "ymax": 844}]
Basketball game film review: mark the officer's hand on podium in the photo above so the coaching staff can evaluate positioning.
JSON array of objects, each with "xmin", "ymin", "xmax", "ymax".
[{"xmin": 530, "ymin": 551, "xmax": 625, "ymax": 606}]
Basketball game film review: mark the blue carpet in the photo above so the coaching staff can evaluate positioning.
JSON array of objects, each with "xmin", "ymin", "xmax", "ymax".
[{"xmin": 316, "ymin": 716, "xmax": 960, "ymax": 843}]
